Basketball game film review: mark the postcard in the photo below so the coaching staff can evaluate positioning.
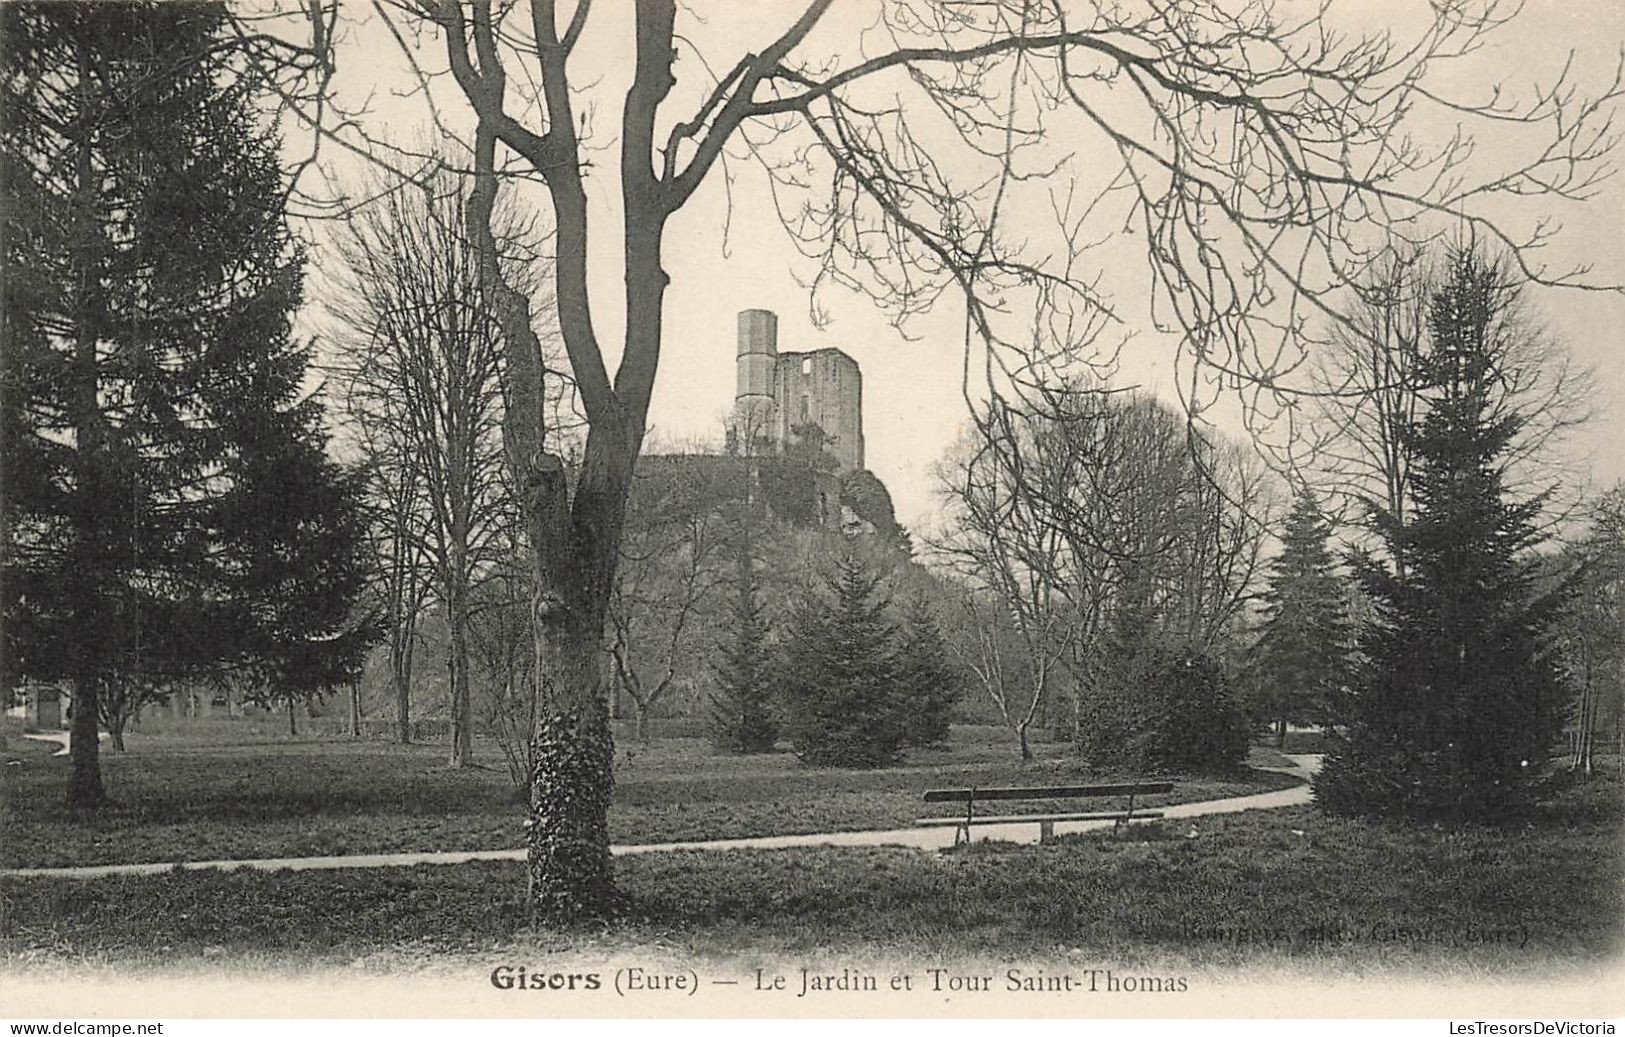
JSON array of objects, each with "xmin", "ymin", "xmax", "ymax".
[{"xmin": 2, "ymin": 0, "xmax": 1621, "ymax": 1025}]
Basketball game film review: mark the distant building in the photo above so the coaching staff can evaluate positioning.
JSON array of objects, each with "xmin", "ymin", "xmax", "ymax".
[
  {"xmin": 5, "ymin": 685, "xmax": 62, "ymax": 730},
  {"xmin": 733, "ymin": 308, "xmax": 865, "ymax": 473},
  {"xmin": 632, "ymin": 306, "xmax": 897, "ymax": 542}
]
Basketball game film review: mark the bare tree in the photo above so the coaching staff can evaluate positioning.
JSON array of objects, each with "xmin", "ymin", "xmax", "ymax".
[
  {"xmin": 935, "ymin": 399, "xmax": 1079, "ymax": 760},
  {"xmin": 328, "ymin": 171, "xmax": 532, "ymax": 767},
  {"xmin": 471, "ymin": 535, "xmax": 539, "ymax": 789},
  {"xmin": 241, "ymin": 0, "xmax": 1623, "ymax": 914},
  {"xmin": 1310, "ymin": 248, "xmax": 1431, "ymax": 539},
  {"xmin": 351, "ymin": 419, "xmax": 433, "ymax": 745},
  {"xmin": 607, "ymin": 456, "xmax": 731, "ymax": 744},
  {"xmin": 1560, "ymin": 483, "xmax": 1625, "ymax": 777},
  {"xmin": 1312, "ymin": 244, "xmax": 1596, "ymax": 546},
  {"xmin": 1148, "ymin": 431, "xmax": 1272, "ymax": 653},
  {"xmin": 1039, "ymin": 392, "xmax": 1264, "ymax": 651},
  {"xmin": 937, "ymin": 386, "xmax": 1269, "ymax": 753},
  {"xmin": 954, "ymin": 588, "xmax": 1069, "ymax": 763}
]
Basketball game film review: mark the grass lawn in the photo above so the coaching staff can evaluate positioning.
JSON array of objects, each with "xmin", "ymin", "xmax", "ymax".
[
  {"xmin": 0, "ymin": 723, "xmax": 1302, "ymax": 868},
  {"xmin": 3, "ymin": 775, "xmax": 1619, "ymax": 972}
]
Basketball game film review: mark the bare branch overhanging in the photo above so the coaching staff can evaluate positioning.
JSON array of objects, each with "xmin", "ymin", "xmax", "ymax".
[{"xmin": 242, "ymin": 0, "xmax": 1619, "ymax": 457}]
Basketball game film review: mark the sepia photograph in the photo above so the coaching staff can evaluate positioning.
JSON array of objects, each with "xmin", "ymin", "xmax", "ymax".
[{"xmin": 1, "ymin": 0, "xmax": 1622, "ymax": 1025}]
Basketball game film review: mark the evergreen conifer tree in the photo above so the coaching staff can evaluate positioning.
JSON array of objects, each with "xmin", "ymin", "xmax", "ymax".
[
  {"xmin": 1, "ymin": 2, "xmax": 369, "ymax": 804},
  {"xmin": 1314, "ymin": 249, "xmax": 1571, "ymax": 821},
  {"xmin": 1250, "ymin": 491, "xmax": 1353, "ymax": 744},
  {"xmin": 709, "ymin": 558, "xmax": 780, "ymax": 753},
  {"xmin": 708, "ymin": 452, "xmax": 781, "ymax": 752},
  {"xmin": 779, "ymin": 554, "xmax": 906, "ymax": 767},
  {"xmin": 893, "ymin": 592, "xmax": 958, "ymax": 748}
]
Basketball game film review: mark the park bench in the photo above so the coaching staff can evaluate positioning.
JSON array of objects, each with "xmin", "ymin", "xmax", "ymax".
[{"xmin": 918, "ymin": 781, "xmax": 1174, "ymax": 846}]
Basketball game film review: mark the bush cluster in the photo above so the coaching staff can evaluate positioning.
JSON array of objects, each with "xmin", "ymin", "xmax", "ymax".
[
  {"xmin": 1073, "ymin": 643, "xmax": 1249, "ymax": 772},
  {"xmin": 714, "ymin": 554, "xmax": 959, "ymax": 766}
]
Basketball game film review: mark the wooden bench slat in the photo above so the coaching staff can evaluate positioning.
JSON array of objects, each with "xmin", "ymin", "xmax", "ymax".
[
  {"xmin": 921, "ymin": 781, "xmax": 1173, "ymax": 803},
  {"xmin": 916, "ymin": 810, "xmax": 1166, "ymax": 828}
]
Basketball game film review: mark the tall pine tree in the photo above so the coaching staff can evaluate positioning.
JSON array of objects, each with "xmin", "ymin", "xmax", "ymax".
[
  {"xmin": 1314, "ymin": 249, "xmax": 1570, "ymax": 822},
  {"xmin": 709, "ymin": 563, "xmax": 780, "ymax": 753},
  {"xmin": 1250, "ymin": 491, "xmax": 1353, "ymax": 745},
  {"xmin": 709, "ymin": 451, "xmax": 780, "ymax": 752},
  {"xmin": 893, "ymin": 592, "xmax": 958, "ymax": 748},
  {"xmin": 779, "ymin": 554, "xmax": 906, "ymax": 767},
  {"xmin": 1, "ymin": 3, "xmax": 369, "ymax": 805}
]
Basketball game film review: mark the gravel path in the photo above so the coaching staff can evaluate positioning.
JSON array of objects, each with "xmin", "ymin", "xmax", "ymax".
[
  {"xmin": 19, "ymin": 730, "xmax": 91, "ymax": 758},
  {"xmin": 1, "ymin": 755, "xmax": 1322, "ymax": 880}
]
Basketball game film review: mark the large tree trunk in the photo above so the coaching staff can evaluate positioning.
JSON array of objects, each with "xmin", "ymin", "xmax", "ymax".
[
  {"xmin": 65, "ymin": 35, "xmax": 108, "ymax": 811},
  {"xmin": 520, "ymin": 437, "xmax": 634, "ymax": 920},
  {"xmin": 527, "ymin": 620, "xmax": 616, "ymax": 919},
  {"xmin": 349, "ymin": 682, "xmax": 363, "ymax": 738},
  {"xmin": 462, "ymin": 0, "xmax": 674, "ymax": 909},
  {"xmin": 468, "ymin": 211, "xmax": 629, "ymax": 916},
  {"xmin": 67, "ymin": 678, "xmax": 106, "ymax": 808}
]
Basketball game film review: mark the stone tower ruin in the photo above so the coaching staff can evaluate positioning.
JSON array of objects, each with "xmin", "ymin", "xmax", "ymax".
[{"xmin": 732, "ymin": 308, "xmax": 865, "ymax": 472}]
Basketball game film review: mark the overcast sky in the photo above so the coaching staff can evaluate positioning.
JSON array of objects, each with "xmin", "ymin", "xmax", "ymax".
[{"xmin": 302, "ymin": 1, "xmax": 1625, "ymax": 536}]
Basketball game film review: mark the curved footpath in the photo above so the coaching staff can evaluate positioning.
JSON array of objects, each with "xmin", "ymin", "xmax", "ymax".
[
  {"xmin": 19, "ymin": 730, "xmax": 87, "ymax": 757},
  {"xmin": 1, "ymin": 754, "xmax": 1322, "ymax": 881}
]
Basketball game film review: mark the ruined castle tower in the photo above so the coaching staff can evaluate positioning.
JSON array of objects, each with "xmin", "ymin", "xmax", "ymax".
[
  {"xmin": 734, "ymin": 308, "xmax": 778, "ymax": 435},
  {"xmin": 732, "ymin": 308, "xmax": 865, "ymax": 472}
]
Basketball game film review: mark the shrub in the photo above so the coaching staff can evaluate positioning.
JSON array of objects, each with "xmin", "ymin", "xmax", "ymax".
[{"xmin": 1073, "ymin": 644, "xmax": 1249, "ymax": 772}]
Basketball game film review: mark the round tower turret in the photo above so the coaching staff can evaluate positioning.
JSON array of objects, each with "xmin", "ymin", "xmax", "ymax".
[{"xmin": 734, "ymin": 309, "xmax": 778, "ymax": 437}]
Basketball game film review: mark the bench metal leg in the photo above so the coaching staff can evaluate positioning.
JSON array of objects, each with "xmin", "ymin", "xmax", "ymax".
[
  {"xmin": 956, "ymin": 789, "xmax": 976, "ymax": 847},
  {"xmin": 1116, "ymin": 789, "xmax": 1136, "ymax": 834}
]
